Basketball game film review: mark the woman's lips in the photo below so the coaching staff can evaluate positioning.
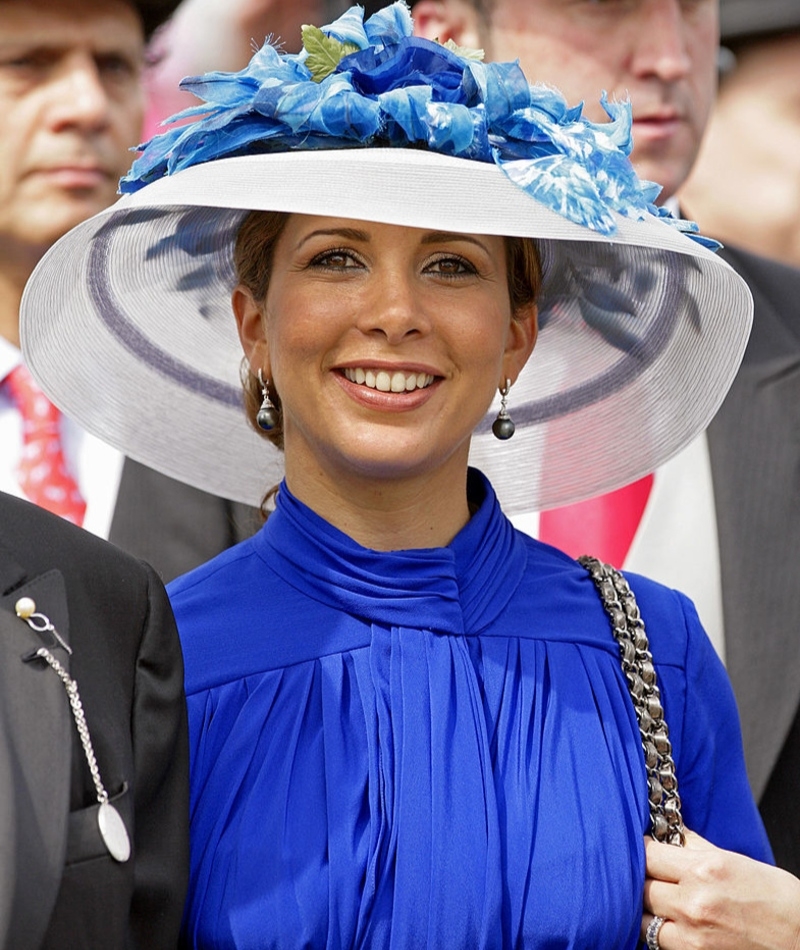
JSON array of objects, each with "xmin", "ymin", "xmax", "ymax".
[
  {"xmin": 336, "ymin": 367, "xmax": 441, "ymax": 411},
  {"xmin": 343, "ymin": 367, "xmax": 435, "ymax": 393}
]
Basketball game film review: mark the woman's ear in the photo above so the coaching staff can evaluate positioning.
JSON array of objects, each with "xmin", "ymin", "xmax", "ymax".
[
  {"xmin": 232, "ymin": 283, "xmax": 269, "ymax": 373},
  {"xmin": 503, "ymin": 303, "xmax": 538, "ymax": 384},
  {"xmin": 412, "ymin": 0, "xmax": 482, "ymax": 48}
]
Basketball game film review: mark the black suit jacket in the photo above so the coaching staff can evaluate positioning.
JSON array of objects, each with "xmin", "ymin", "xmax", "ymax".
[
  {"xmin": 710, "ymin": 245, "xmax": 800, "ymax": 875},
  {"xmin": 0, "ymin": 492, "xmax": 189, "ymax": 949},
  {"xmin": 109, "ymin": 458, "xmax": 261, "ymax": 583}
]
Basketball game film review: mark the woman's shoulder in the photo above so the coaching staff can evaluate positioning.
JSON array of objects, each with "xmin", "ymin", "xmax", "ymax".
[
  {"xmin": 509, "ymin": 531, "xmax": 704, "ymax": 668},
  {"xmin": 622, "ymin": 568, "xmax": 711, "ymax": 671},
  {"xmin": 167, "ymin": 531, "xmax": 284, "ymax": 691},
  {"xmin": 168, "ymin": 530, "xmax": 268, "ymax": 607},
  {"xmin": 167, "ymin": 526, "xmax": 373, "ymax": 695}
]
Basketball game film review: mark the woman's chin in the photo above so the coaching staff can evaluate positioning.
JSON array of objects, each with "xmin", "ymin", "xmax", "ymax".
[{"xmin": 297, "ymin": 433, "xmax": 472, "ymax": 489}]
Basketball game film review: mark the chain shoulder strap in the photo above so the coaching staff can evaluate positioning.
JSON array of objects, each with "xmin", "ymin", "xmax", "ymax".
[{"xmin": 578, "ymin": 555, "xmax": 685, "ymax": 846}]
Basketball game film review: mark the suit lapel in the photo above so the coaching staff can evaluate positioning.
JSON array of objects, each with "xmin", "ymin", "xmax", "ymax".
[
  {"xmin": 709, "ymin": 247, "xmax": 800, "ymax": 799},
  {"xmin": 0, "ymin": 551, "xmax": 72, "ymax": 949}
]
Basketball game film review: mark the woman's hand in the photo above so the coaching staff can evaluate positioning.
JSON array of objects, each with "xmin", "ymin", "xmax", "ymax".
[{"xmin": 642, "ymin": 830, "xmax": 800, "ymax": 950}]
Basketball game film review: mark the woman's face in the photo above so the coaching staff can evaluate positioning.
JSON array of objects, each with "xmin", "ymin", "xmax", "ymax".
[{"xmin": 234, "ymin": 214, "xmax": 537, "ymax": 489}]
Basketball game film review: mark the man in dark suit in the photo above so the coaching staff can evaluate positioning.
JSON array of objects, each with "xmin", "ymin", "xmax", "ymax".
[
  {"xmin": 0, "ymin": 0, "xmax": 259, "ymax": 582},
  {"xmin": 413, "ymin": 0, "xmax": 800, "ymax": 874},
  {"xmin": 0, "ymin": 490, "xmax": 188, "ymax": 949},
  {"xmin": 706, "ymin": 244, "xmax": 800, "ymax": 876}
]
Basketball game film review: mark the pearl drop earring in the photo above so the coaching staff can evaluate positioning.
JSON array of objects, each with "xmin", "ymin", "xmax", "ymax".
[
  {"xmin": 492, "ymin": 379, "xmax": 515, "ymax": 440},
  {"xmin": 256, "ymin": 368, "xmax": 279, "ymax": 431}
]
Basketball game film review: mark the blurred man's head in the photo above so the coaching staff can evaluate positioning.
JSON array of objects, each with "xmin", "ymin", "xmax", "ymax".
[
  {"xmin": 413, "ymin": 0, "xmax": 719, "ymax": 202},
  {"xmin": 0, "ymin": 0, "xmax": 176, "ymax": 282},
  {"xmin": 681, "ymin": 0, "xmax": 800, "ymax": 266}
]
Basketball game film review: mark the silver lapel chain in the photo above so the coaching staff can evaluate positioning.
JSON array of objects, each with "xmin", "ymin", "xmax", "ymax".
[{"xmin": 15, "ymin": 596, "xmax": 131, "ymax": 862}]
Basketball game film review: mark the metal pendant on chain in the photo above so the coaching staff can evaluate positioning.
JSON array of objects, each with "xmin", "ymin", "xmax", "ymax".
[{"xmin": 15, "ymin": 596, "xmax": 131, "ymax": 863}]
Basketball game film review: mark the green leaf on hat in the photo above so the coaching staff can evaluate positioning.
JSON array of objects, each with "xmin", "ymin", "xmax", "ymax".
[
  {"xmin": 302, "ymin": 25, "xmax": 360, "ymax": 82},
  {"xmin": 440, "ymin": 38, "xmax": 484, "ymax": 62}
]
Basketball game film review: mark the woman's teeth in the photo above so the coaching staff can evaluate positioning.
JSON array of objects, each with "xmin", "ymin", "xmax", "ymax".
[{"xmin": 344, "ymin": 368, "xmax": 435, "ymax": 393}]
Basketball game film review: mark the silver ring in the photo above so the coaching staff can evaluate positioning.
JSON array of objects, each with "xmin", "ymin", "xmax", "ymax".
[{"xmin": 645, "ymin": 915, "xmax": 666, "ymax": 950}]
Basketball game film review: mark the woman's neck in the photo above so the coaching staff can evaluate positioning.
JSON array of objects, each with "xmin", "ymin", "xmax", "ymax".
[{"xmin": 284, "ymin": 455, "xmax": 473, "ymax": 552}]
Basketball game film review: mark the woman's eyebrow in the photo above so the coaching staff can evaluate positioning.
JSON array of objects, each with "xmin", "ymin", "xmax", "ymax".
[
  {"xmin": 419, "ymin": 231, "xmax": 491, "ymax": 254},
  {"xmin": 294, "ymin": 229, "xmax": 491, "ymax": 253},
  {"xmin": 295, "ymin": 227, "xmax": 370, "ymax": 250}
]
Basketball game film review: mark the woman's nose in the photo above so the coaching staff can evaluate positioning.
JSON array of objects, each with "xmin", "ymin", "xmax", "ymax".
[{"xmin": 356, "ymin": 271, "xmax": 431, "ymax": 344}]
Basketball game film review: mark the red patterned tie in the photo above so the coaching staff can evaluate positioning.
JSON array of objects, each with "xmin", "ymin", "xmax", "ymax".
[
  {"xmin": 538, "ymin": 475, "xmax": 654, "ymax": 568},
  {"xmin": 4, "ymin": 364, "xmax": 87, "ymax": 526}
]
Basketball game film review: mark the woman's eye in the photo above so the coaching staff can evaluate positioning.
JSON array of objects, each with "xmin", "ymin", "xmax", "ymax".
[
  {"xmin": 309, "ymin": 248, "xmax": 362, "ymax": 270},
  {"xmin": 426, "ymin": 255, "xmax": 477, "ymax": 277}
]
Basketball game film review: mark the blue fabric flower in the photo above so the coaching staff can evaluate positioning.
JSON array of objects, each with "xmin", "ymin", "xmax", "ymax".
[
  {"xmin": 120, "ymin": 0, "xmax": 714, "ymax": 247},
  {"xmin": 648, "ymin": 204, "xmax": 722, "ymax": 251},
  {"xmin": 322, "ymin": 4, "xmax": 372, "ymax": 48},
  {"xmin": 469, "ymin": 61, "xmax": 533, "ymax": 124},
  {"xmin": 340, "ymin": 37, "xmax": 476, "ymax": 103},
  {"xmin": 363, "ymin": 1, "xmax": 414, "ymax": 46}
]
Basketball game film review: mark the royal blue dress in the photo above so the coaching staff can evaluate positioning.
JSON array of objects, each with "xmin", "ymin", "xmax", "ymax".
[{"xmin": 171, "ymin": 471, "xmax": 772, "ymax": 949}]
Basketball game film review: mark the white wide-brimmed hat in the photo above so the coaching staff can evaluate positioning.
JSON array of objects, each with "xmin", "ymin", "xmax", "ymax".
[{"xmin": 20, "ymin": 2, "xmax": 753, "ymax": 513}]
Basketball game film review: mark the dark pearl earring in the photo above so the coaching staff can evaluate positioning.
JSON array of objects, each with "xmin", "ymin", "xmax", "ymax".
[
  {"xmin": 256, "ymin": 368, "xmax": 279, "ymax": 431},
  {"xmin": 492, "ymin": 379, "xmax": 515, "ymax": 440}
]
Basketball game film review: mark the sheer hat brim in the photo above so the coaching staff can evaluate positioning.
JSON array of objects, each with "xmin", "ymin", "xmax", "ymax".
[{"xmin": 20, "ymin": 148, "xmax": 752, "ymax": 511}]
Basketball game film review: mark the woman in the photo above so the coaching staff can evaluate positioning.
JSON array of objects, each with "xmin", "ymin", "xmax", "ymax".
[{"xmin": 19, "ymin": 3, "xmax": 781, "ymax": 947}]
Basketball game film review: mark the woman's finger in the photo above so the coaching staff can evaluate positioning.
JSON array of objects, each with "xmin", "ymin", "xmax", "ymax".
[
  {"xmin": 644, "ymin": 828, "xmax": 715, "ymax": 883},
  {"xmin": 643, "ymin": 835, "xmax": 686, "ymax": 884},
  {"xmin": 641, "ymin": 911, "xmax": 677, "ymax": 950},
  {"xmin": 643, "ymin": 877, "xmax": 680, "ymax": 918}
]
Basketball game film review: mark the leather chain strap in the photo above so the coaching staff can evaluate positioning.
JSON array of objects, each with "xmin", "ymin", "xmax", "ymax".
[{"xmin": 578, "ymin": 555, "xmax": 685, "ymax": 846}]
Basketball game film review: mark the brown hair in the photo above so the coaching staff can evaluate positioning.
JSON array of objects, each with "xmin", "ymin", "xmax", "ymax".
[
  {"xmin": 234, "ymin": 209, "xmax": 541, "ymax": 451},
  {"xmin": 235, "ymin": 211, "xmax": 290, "ymax": 452}
]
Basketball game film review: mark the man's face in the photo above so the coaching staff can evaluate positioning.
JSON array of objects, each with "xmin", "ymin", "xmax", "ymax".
[
  {"xmin": 415, "ymin": 0, "xmax": 719, "ymax": 201},
  {"xmin": 0, "ymin": 0, "xmax": 145, "ymax": 264}
]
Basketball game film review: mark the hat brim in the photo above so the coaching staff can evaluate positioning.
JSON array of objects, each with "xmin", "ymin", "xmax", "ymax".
[{"xmin": 20, "ymin": 148, "xmax": 752, "ymax": 511}]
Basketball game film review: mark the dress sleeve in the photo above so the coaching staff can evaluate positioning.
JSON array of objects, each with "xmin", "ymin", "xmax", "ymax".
[
  {"xmin": 661, "ymin": 592, "xmax": 774, "ymax": 864},
  {"xmin": 129, "ymin": 563, "xmax": 191, "ymax": 949}
]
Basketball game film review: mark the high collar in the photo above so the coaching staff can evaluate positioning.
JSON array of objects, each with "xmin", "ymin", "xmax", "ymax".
[{"xmin": 256, "ymin": 469, "xmax": 528, "ymax": 636}]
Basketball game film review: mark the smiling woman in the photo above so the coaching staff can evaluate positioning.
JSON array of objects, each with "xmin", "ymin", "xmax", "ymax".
[
  {"xmin": 233, "ymin": 210, "xmax": 540, "ymax": 539},
  {"xmin": 233, "ymin": 215, "xmax": 537, "ymax": 547},
  {"xmin": 18, "ymin": 3, "xmax": 774, "ymax": 948}
]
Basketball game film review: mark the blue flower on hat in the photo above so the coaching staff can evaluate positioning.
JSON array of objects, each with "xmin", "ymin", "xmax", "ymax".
[{"xmin": 121, "ymin": 0, "xmax": 716, "ymax": 247}]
